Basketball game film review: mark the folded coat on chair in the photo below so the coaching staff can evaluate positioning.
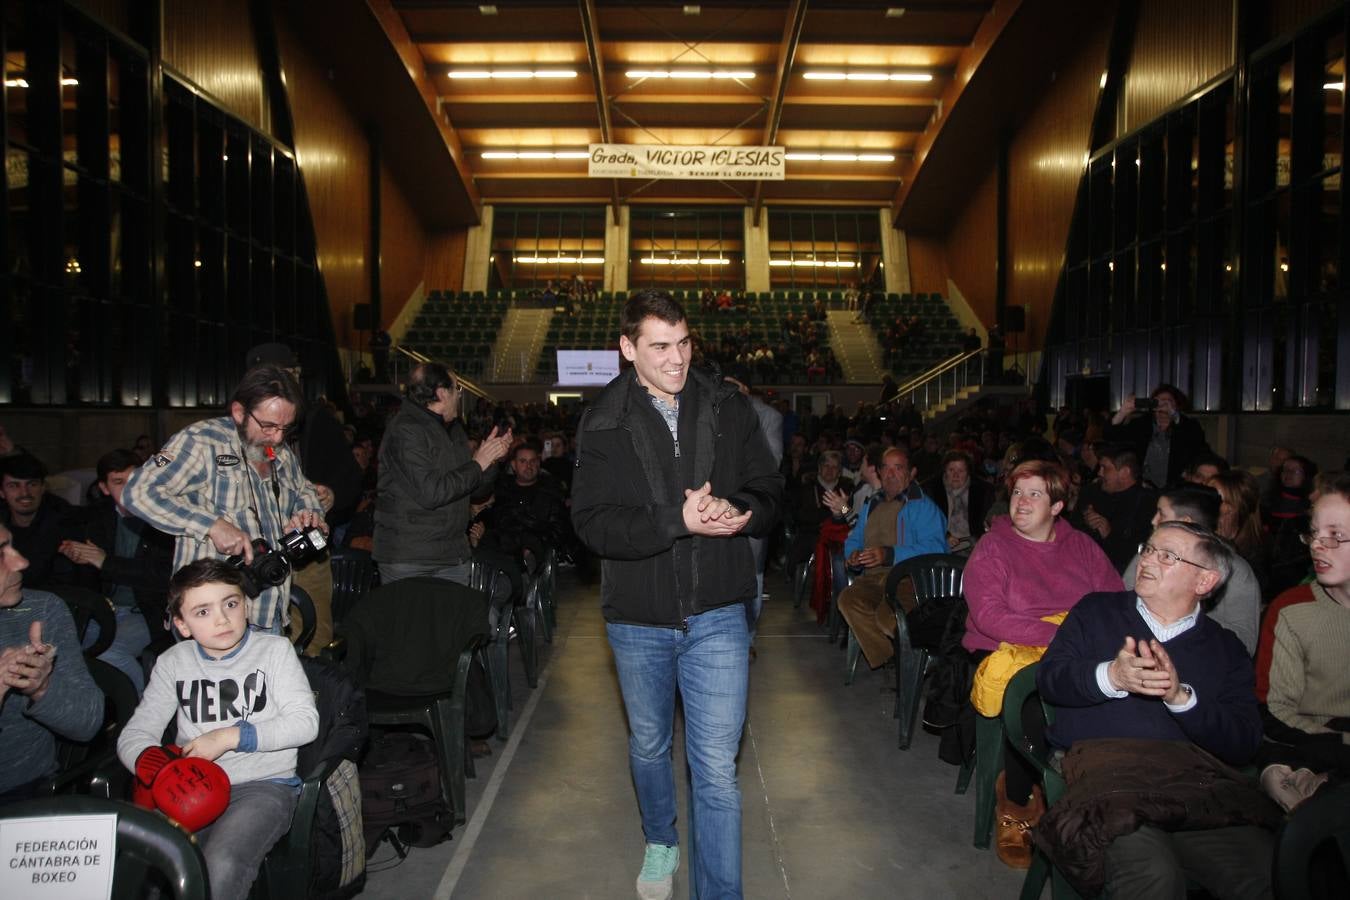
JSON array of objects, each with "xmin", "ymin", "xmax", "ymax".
[{"xmin": 1031, "ymin": 737, "xmax": 1283, "ymax": 897}]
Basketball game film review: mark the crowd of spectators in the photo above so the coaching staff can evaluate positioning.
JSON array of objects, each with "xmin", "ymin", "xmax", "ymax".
[{"xmin": 2, "ymin": 345, "xmax": 1347, "ymax": 897}]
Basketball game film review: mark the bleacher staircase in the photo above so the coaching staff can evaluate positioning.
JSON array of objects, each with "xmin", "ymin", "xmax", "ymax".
[
  {"xmin": 491, "ymin": 308, "xmax": 553, "ymax": 383},
  {"xmin": 826, "ymin": 310, "xmax": 885, "ymax": 383}
]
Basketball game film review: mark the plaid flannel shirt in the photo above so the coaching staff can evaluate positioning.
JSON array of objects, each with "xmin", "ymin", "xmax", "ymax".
[{"xmin": 120, "ymin": 416, "xmax": 323, "ymax": 629}]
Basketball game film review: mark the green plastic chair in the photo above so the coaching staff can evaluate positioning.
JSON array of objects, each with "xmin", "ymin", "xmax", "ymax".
[
  {"xmin": 1002, "ymin": 663, "xmax": 1085, "ymax": 899},
  {"xmin": 874, "ymin": 554, "xmax": 966, "ymax": 750},
  {"xmin": 0, "ymin": 796, "xmax": 209, "ymax": 899}
]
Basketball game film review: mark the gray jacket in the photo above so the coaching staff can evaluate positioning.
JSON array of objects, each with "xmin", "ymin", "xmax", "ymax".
[{"xmin": 373, "ymin": 403, "xmax": 493, "ymax": 565}]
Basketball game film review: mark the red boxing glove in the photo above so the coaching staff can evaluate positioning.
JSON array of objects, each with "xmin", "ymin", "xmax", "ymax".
[
  {"xmin": 132, "ymin": 744, "xmax": 182, "ymax": 811},
  {"xmin": 131, "ymin": 744, "xmax": 231, "ymax": 832},
  {"xmin": 151, "ymin": 757, "xmax": 231, "ymax": 833}
]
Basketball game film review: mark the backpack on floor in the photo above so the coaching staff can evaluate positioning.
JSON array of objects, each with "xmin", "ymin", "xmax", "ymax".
[{"xmin": 359, "ymin": 731, "xmax": 453, "ymax": 853}]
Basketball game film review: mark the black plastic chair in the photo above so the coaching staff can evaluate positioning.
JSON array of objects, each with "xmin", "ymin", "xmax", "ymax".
[
  {"xmin": 471, "ymin": 556, "xmax": 529, "ymax": 739},
  {"xmin": 330, "ymin": 550, "xmax": 378, "ymax": 625},
  {"xmin": 288, "ymin": 584, "xmax": 317, "ymax": 651},
  {"xmin": 880, "ymin": 553, "xmax": 966, "ymax": 749},
  {"xmin": 340, "ymin": 577, "xmax": 490, "ymax": 826},
  {"xmin": 0, "ymin": 796, "xmax": 209, "ymax": 900},
  {"xmin": 52, "ymin": 584, "xmax": 117, "ymax": 658},
  {"xmin": 45, "ymin": 657, "xmax": 139, "ymax": 799},
  {"xmin": 1273, "ymin": 781, "xmax": 1350, "ymax": 900}
]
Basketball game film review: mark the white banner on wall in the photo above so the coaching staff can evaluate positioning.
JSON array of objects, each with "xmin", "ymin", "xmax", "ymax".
[{"xmin": 588, "ymin": 144, "xmax": 785, "ymax": 180}]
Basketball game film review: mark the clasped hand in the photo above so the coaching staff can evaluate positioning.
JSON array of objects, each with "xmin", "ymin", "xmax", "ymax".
[
  {"xmin": 0, "ymin": 620, "xmax": 56, "ymax": 703},
  {"xmin": 682, "ymin": 482, "xmax": 752, "ymax": 536},
  {"xmin": 1107, "ymin": 635, "xmax": 1186, "ymax": 705}
]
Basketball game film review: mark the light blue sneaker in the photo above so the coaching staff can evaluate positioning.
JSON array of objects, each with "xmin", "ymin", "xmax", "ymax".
[{"xmin": 636, "ymin": 843, "xmax": 679, "ymax": 900}]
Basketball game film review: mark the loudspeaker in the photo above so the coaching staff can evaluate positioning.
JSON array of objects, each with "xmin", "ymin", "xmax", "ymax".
[
  {"xmin": 354, "ymin": 303, "xmax": 373, "ymax": 331},
  {"xmin": 1065, "ymin": 374, "xmax": 1111, "ymax": 412},
  {"xmin": 1003, "ymin": 305, "xmax": 1026, "ymax": 333}
]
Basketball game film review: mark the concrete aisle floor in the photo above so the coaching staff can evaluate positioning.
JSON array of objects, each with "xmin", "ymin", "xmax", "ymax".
[{"xmin": 360, "ymin": 572, "xmax": 1025, "ymax": 899}]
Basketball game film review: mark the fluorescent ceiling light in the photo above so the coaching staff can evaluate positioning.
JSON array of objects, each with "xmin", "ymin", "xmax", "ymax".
[
  {"xmin": 516, "ymin": 256, "xmax": 605, "ymax": 265},
  {"xmin": 4, "ymin": 77, "xmax": 78, "ymax": 87},
  {"xmin": 639, "ymin": 257, "xmax": 730, "ymax": 266},
  {"xmin": 785, "ymin": 152, "xmax": 895, "ymax": 162},
  {"xmin": 768, "ymin": 259, "xmax": 857, "ymax": 268},
  {"xmin": 1325, "ymin": 81, "xmax": 1344, "ymax": 90},
  {"xmin": 447, "ymin": 69, "xmax": 577, "ymax": 79},
  {"xmin": 803, "ymin": 71, "xmax": 932, "ymax": 82},
  {"xmin": 481, "ymin": 150, "xmax": 590, "ymax": 159},
  {"xmin": 626, "ymin": 70, "xmax": 755, "ymax": 80}
]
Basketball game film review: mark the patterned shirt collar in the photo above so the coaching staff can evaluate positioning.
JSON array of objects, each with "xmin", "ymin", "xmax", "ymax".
[{"xmin": 1134, "ymin": 595, "xmax": 1201, "ymax": 642}]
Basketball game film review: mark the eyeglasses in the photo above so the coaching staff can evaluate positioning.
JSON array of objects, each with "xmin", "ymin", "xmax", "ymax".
[
  {"xmin": 1299, "ymin": 531, "xmax": 1350, "ymax": 549},
  {"xmin": 1137, "ymin": 543, "xmax": 1211, "ymax": 570},
  {"xmin": 249, "ymin": 411, "xmax": 295, "ymax": 438}
]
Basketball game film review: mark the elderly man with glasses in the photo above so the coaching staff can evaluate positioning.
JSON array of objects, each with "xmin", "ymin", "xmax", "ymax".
[
  {"xmin": 121, "ymin": 365, "xmax": 326, "ymax": 634},
  {"xmin": 1033, "ymin": 521, "xmax": 1278, "ymax": 900}
]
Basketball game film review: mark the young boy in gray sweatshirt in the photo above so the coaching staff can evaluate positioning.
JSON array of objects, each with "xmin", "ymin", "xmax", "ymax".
[{"xmin": 117, "ymin": 558, "xmax": 317, "ymax": 900}]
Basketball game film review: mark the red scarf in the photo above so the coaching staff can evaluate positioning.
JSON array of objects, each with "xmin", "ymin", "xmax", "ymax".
[{"xmin": 810, "ymin": 520, "xmax": 853, "ymax": 624}]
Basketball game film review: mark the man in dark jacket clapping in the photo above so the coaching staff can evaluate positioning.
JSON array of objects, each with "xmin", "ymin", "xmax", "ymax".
[
  {"xmin": 374, "ymin": 363, "xmax": 510, "ymax": 585},
  {"xmin": 572, "ymin": 291, "xmax": 782, "ymax": 900}
]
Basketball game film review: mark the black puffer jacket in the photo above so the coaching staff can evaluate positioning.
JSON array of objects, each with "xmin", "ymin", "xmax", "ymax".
[
  {"xmin": 373, "ymin": 403, "xmax": 494, "ymax": 565},
  {"xmin": 571, "ymin": 366, "xmax": 783, "ymax": 627}
]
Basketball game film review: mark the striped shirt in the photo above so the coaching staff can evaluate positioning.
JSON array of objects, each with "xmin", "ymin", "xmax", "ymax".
[{"xmin": 120, "ymin": 416, "xmax": 323, "ymax": 629}]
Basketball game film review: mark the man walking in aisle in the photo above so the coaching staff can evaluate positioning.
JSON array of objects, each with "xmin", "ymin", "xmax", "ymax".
[{"xmin": 572, "ymin": 291, "xmax": 783, "ymax": 900}]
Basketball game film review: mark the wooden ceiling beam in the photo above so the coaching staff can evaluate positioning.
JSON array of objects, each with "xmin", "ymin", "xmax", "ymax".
[
  {"xmin": 578, "ymin": 0, "xmax": 621, "ymax": 224},
  {"xmin": 889, "ymin": 0, "xmax": 1023, "ymax": 223},
  {"xmin": 752, "ymin": 0, "xmax": 810, "ymax": 226},
  {"xmin": 366, "ymin": 0, "xmax": 482, "ymax": 220}
]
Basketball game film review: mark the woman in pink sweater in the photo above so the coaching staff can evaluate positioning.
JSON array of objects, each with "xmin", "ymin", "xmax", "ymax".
[{"xmin": 961, "ymin": 459, "xmax": 1122, "ymax": 868}]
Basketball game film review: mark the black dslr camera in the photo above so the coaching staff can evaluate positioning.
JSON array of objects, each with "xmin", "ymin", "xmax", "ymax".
[{"xmin": 226, "ymin": 527, "xmax": 328, "ymax": 598}]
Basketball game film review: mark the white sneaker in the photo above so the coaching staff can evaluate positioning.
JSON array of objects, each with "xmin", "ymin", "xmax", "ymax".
[{"xmin": 636, "ymin": 843, "xmax": 679, "ymax": 900}]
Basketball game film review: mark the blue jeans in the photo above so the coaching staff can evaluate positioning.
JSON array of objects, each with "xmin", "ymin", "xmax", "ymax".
[
  {"xmin": 82, "ymin": 607, "xmax": 151, "ymax": 695},
  {"xmin": 606, "ymin": 604, "xmax": 749, "ymax": 899},
  {"xmin": 196, "ymin": 779, "xmax": 299, "ymax": 900}
]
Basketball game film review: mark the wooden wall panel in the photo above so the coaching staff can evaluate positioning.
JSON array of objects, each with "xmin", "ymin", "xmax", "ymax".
[
  {"xmin": 906, "ymin": 234, "xmax": 949, "ymax": 297},
  {"xmin": 380, "ymin": 163, "xmax": 427, "ymax": 328},
  {"xmin": 1269, "ymin": 0, "xmax": 1346, "ymax": 38},
  {"xmin": 162, "ymin": 0, "xmax": 270, "ymax": 136},
  {"xmin": 1119, "ymin": 0, "xmax": 1233, "ymax": 136},
  {"xmin": 72, "ymin": 0, "xmax": 130, "ymax": 35},
  {"xmin": 942, "ymin": 165, "xmax": 998, "ymax": 328},
  {"xmin": 275, "ymin": 15, "xmax": 370, "ymax": 350},
  {"xmin": 423, "ymin": 231, "xmax": 468, "ymax": 306},
  {"xmin": 1006, "ymin": 11, "xmax": 1113, "ymax": 349}
]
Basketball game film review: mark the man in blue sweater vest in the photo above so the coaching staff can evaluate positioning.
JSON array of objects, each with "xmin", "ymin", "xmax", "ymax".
[{"xmin": 1038, "ymin": 521, "xmax": 1271, "ymax": 900}]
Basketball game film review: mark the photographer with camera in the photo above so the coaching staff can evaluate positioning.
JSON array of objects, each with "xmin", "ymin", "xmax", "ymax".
[
  {"xmin": 1106, "ymin": 384, "xmax": 1213, "ymax": 491},
  {"xmin": 121, "ymin": 365, "xmax": 326, "ymax": 635}
]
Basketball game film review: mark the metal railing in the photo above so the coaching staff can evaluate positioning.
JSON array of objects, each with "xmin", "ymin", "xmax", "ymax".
[
  {"xmin": 894, "ymin": 349, "xmax": 985, "ymax": 413},
  {"xmin": 391, "ymin": 345, "xmax": 495, "ymax": 402}
]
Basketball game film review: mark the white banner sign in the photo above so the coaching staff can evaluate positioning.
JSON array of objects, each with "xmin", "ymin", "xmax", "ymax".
[
  {"xmin": 556, "ymin": 350, "xmax": 620, "ymax": 386},
  {"xmin": 589, "ymin": 144, "xmax": 785, "ymax": 180},
  {"xmin": 0, "ymin": 814, "xmax": 117, "ymax": 899}
]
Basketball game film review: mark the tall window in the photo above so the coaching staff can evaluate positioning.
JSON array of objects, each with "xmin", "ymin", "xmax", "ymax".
[
  {"xmin": 628, "ymin": 207, "xmax": 743, "ymax": 291},
  {"xmin": 766, "ymin": 208, "xmax": 880, "ymax": 291},
  {"xmin": 1, "ymin": 0, "xmax": 343, "ymax": 409},
  {"xmin": 489, "ymin": 206, "xmax": 606, "ymax": 292},
  {"xmin": 1048, "ymin": 7, "xmax": 1350, "ymax": 413}
]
